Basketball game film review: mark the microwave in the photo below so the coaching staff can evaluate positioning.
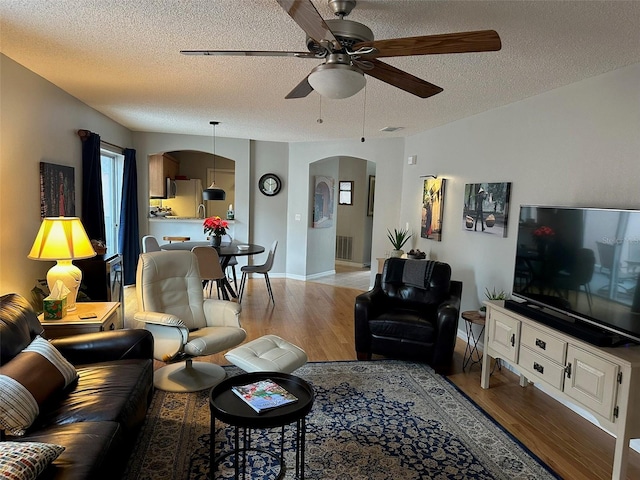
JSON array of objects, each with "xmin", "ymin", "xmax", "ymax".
[{"xmin": 166, "ymin": 178, "xmax": 176, "ymax": 198}]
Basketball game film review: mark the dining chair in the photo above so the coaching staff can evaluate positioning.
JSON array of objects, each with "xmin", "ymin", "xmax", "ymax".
[
  {"xmin": 191, "ymin": 246, "xmax": 226, "ymax": 299},
  {"xmin": 223, "ymin": 234, "xmax": 238, "ymax": 291},
  {"xmin": 142, "ymin": 235, "xmax": 161, "ymax": 253},
  {"xmin": 238, "ymin": 240, "xmax": 278, "ymax": 304}
]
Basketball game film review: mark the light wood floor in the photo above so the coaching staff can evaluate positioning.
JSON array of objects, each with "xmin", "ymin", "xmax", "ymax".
[{"xmin": 127, "ymin": 272, "xmax": 640, "ymax": 480}]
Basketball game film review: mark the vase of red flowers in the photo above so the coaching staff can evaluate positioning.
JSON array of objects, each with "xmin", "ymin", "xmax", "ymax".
[
  {"xmin": 203, "ymin": 216, "xmax": 228, "ymax": 247},
  {"xmin": 533, "ymin": 225, "xmax": 555, "ymax": 256}
]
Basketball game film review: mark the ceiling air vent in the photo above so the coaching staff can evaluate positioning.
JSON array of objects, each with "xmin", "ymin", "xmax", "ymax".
[{"xmin": 380, "ymin": 127, "xmax": 404, "ymax": 132}]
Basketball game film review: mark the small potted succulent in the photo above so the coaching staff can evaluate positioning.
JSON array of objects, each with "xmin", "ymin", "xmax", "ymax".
[
  {"xmin": 479, "ymin": 287, "xmax": 508, "ymax": 316},
  {"xmin": 387, "ymin": 228, "xmax": 411, "ymax": 258}
]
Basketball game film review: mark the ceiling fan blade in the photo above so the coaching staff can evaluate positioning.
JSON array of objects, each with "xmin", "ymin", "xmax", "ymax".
[
  {"xmin": 276, "ymin": 0, "xmax": 340, "ymax": 50},
  {"xmin": 356, "ymin": 30, "xmax": 501, "ymax": 58},
  {"xmin": 285, "ymin": 75, "xmax": 314, "ymax": 99},
  {"xmin": 365, "ymin": 59, "xmax": 443, "ymax": 99},
  {"xmin": 180, "ymin": 49, "xmax": 318, "ymax": 58}
]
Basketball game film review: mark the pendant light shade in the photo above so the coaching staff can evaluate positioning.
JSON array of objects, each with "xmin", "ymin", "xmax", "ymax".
[
  {"xmin": 203, "ymin": 121, "xmax": 226, "ymax": 201},
  {"xmin": 203, "ymin": 188, "xmax": 226, "ymax": 201}
]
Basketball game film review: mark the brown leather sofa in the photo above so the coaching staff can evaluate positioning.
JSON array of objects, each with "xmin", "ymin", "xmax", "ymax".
[
  {"xmin": 0, "ymin": 293, "xmax": 154, "ymax": 480},
  {"xmin": 355, "ymin": 258, "xmax": 462, "ymax": 371}
]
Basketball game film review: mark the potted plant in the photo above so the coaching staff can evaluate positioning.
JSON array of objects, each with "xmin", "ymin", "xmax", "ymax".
[
  {"xmin": 387, "ymin": 228, "xmax": 411, "ymax": 258},
  {"xmin": 479, "ymin": 287, "xmax": 508, "ymax": 316}
]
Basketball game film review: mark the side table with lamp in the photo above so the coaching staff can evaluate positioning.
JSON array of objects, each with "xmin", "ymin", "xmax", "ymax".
[{"xmin": 27, "ymin": 216, "xmax": 96, "ymax": 312}]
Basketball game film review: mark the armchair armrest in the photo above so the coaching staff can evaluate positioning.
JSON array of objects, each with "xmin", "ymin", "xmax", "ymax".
[
  {"xmin": 202, "ymin": 299, "xmax": 242, "ymax": 328},
  {"xmin": 354, "ymin": 274, "xmax": 385, "ymax": 354},
  {"xmin": 432, "ymin": 280, "xmax": 463, "ymax": 368},
  {"xmin": 50, "ymin": 329, "xmax": 153, "ymax": 365},
  {"xmin": 134, "ymin": 311, "xmax": 185, "ymax": 327},
  {"xmin": 134, "ymin": 311, "xmax": 190, "ymax": 361}
]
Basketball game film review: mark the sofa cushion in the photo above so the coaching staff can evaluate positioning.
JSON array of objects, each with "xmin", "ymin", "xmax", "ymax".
[
  {"xmin": 34, "ymin": 359, "xmax": 153, "ymax": 436},
  {"xmin": 0, "ymin": 336, "xmax": 77, "ymax": 436},
  {"xmin": 0, "ymin": 441, "xmax": 65, "ymax": 480},
  {"xmin": 369, "ymin": 311, "xmax": 437, "ymax": 344},
  {"xmin": 17, "ymin": 421, "xmax": 123, "ymax": 480},
  {"xmin": 0, "ymin": 294, "xmax": 45, "ymax": 365}
]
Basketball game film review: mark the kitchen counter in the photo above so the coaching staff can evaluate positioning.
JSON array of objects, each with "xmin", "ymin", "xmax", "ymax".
[{"xmin": 149, "ymin": 217, "xmax": 236, "ymax": 222}]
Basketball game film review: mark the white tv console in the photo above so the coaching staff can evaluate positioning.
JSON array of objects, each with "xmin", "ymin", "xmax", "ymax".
[{"xmin": 481, "ymin": 301, "xmax": 640, "ymax": 480}]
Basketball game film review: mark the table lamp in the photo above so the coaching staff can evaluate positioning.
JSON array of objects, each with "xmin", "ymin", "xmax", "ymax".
[{"xmin": 28, "ymin": 217, "xmax": 96, "ymax": 311}]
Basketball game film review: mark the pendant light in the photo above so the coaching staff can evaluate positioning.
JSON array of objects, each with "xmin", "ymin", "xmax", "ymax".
[{"xmin": 202, "ymin": 121, "xmax": 226, "ymax": 201}]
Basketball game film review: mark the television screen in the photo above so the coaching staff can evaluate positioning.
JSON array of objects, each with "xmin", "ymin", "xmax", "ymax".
[{"xmin": 511, "ymin": 205, "xmax": 640, "ymax": 344}]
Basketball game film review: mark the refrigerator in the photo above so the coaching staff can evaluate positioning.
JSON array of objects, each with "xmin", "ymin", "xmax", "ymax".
[{"xmin": 162, "ymin": 179, "xmax": 204, "ymax": 217}]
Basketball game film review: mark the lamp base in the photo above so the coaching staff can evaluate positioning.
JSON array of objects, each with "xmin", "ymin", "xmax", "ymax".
[{"xmin": 47, "ymin": 260, "xmax": 82, "ymax": 311}]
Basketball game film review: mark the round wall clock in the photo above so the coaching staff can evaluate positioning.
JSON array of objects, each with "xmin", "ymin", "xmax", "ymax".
[{"xmin": 258, "ymin": 173, "xmax": 282, "ymax": 196}]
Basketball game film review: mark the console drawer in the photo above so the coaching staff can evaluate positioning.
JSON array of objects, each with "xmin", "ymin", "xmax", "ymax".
[
  {"xmin": 519, "ymin": 345, "xmax": 566, "ymax": 390},
  {"xmin": 521, "ymin": 323, "xmax": 566, "ymax": 364}
]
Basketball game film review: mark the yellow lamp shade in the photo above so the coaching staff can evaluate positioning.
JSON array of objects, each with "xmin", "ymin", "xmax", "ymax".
[{"xmin": 28, "ymin": 217, "xmax": 96, "ymax": 261}]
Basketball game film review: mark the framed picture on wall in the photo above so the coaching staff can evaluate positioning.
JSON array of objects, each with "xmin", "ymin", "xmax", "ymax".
[
  {"xmin": 313, "ymin": 175, "xmax": 335, "ymax": 228},
  {"xmin": 421, "ymin": 177, "xmax": 446, "ymax": 241},
  {"xmin": 462, "ymin": 182, "xmax": 511, "ymax": 237},
  {"xmin": 367, "ymin": 175, "xmax": 375, "ymax": 216},
  {"xmin": 40, "ymin": 162, "xmax": 75, "ymax": 218}
]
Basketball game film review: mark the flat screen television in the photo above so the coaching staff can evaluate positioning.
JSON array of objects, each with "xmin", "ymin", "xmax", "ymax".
[{"xmin": 508, "ymin": 205, "xmax": 640, "ymax": 346}]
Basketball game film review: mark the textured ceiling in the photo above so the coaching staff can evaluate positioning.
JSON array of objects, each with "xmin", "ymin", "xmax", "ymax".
[{"xmin": 1, "ymin": 1, "xmax": 639, "ymax": 143}]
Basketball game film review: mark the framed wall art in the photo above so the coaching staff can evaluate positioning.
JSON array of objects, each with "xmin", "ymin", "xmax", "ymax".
[
  {"xmin": 40, "ymin": 162, "xmax": 76, "ymax": 218},
  {"xmin": 313, "ymin": 175, "xmax": 335, "ymax": 228},
  {"xmin": 421, "ymin": 177, "xmax": 446, "ymax": 241},
  {"xmin": 367, "ymin": 175, "xmax": 375, "ymax": 216},
  {"xmin": 462, "ymin": 182, "xmax": 511, "ymax": 237}
]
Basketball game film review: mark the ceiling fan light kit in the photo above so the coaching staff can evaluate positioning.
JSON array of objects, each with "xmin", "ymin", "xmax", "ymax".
[
  {"xmin": 182, "ymin": 0, "xmax": 501, "ymax": 101},
  {"xmin": 308, "ymin": 62, "xmax": 366, "ymax": 99}
]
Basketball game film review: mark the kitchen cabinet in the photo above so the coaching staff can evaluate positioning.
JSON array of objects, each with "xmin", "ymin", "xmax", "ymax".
[
  {"xmin": 149, "ymin": 153, "xmax": 179, "ymax": 198},
  {"xmin": 481, "ymin": 301, "xmax": 640, "ymax": 480}
]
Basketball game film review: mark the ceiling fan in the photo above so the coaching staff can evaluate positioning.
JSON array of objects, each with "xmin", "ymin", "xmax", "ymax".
[{"xmin": 181, "ymin": 0, "xmax": 501, "ymax": 100}]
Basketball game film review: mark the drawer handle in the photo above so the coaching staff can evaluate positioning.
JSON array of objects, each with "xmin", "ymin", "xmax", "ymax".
[
  {"xmin": 565, "ymin": 363, "xmax": 572, "ymax": 378},
  {"xmin": 535, "ymin": 338, "xmax": 546, "ymax": 350},
  {"xmin": 510, "ymin": 334, "xmax": 515, "ymax": 347},
  {"xmin": 533, "ymin": 362, "xmax": 544, "ymax": 374},
  {"xmin": 109, "ymin": 323, "xmax": 115, "ymax": 330}
]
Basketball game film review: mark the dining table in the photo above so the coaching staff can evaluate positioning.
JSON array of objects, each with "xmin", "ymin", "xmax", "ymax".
[{"xmin": 160, "ymin": 241, "xmax": 265, "ymax": 300}]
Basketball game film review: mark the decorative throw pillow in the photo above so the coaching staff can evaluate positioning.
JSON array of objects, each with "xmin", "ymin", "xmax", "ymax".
[
  {"xmin": 0, "ymin": 336, "xmax": 78, "ymax": 436},
  {"xmin": 0, "ymin": 441, "xmax": 65, "ymax": 480}
]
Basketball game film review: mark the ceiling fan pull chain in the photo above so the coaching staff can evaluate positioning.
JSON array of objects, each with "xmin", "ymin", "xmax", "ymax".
[
  {"xmin": 317, "ymin": 94, "xmax": 323, "ymax": 124},
  {"xmin": 361, "ymin": 85, "xmax": 367, "ymax": 142}
]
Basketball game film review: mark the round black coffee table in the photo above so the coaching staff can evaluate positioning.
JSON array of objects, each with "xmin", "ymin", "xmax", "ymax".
[{"xmin": 209, "ymin": 372, "xmax": 314, "ymax": 479}]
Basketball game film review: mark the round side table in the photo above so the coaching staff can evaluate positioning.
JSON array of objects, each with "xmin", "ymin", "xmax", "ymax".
[
  {"xmin": 461, "ymin": 310, "xmax": 487, "ymax": 371},
  {"xmin": 210, "ymin": 372, "xmax": 314, "ymax": 479}
]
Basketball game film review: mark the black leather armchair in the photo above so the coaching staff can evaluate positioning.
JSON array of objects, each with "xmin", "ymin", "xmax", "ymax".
[{"xmin": 355, "ymin": 258, "xmax": 462, "ymax": 370}]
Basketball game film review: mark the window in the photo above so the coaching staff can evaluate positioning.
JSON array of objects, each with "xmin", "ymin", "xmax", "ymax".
[
  {"xmin": 100, "ymin": 150, "xmax": 124, "ymax": 257},
  {"xmin": 338, "ymin": 181, "xmax": 353, "ymax": 206}
]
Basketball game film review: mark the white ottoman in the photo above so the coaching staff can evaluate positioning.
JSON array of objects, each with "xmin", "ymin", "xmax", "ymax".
[{"xmin": 225, "ymin": 335, "xmax": 308, "ymax": 373}]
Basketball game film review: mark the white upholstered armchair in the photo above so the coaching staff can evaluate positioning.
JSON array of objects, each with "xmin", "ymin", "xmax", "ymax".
[{"xmin": 135, "ymin": 250, "xmax": 246, "ymax": 392}]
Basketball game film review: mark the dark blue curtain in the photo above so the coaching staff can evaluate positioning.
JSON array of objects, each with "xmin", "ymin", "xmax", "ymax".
[
  {"xmin": 80, "ymin": 131, "xmax": 106, "ymax": 242},
  {"xmin": 119, "ymin": 149, "xmax": 140, "ymax": 286}
]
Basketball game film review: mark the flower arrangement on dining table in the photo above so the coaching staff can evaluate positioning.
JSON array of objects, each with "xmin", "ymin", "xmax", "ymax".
[{"xmin": 203, "ymin": 216, "xmax": 228, "ymax": 238}]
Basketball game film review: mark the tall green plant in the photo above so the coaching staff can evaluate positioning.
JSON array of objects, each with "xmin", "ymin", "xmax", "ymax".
[{"xmin": 387, "ymin": 228, "xmax": 411, "ymax": 250}]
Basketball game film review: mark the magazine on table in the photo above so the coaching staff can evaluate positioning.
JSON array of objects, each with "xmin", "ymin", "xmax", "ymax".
[{"xmin": 231, "ymin": 378, "xmax": 298, "ymax": 414}]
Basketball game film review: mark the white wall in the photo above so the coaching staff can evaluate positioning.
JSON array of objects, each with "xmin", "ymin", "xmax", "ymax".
[
  {"xmin": 249, "ymin": 140, "xmax": 289, "ymax": 275},
  {"xmin": 308, "ymin": 158, "xmax": 340, "ymax": 276},
  {"xmin": 286, "ymin": 137, "xmax": 405, "ymax": 281},
  {"xmin": 0, "ymin": 54, "xmax": 132, "ymax": 296},
  {"xmin": 402, "ymin": 62, "xmax": 640, "ymax": 320}
]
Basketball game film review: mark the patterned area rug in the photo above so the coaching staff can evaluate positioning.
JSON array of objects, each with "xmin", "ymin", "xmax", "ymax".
[{"xmin": 123, "ymin": 361, "xmax": 559, "ymax": 480}]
